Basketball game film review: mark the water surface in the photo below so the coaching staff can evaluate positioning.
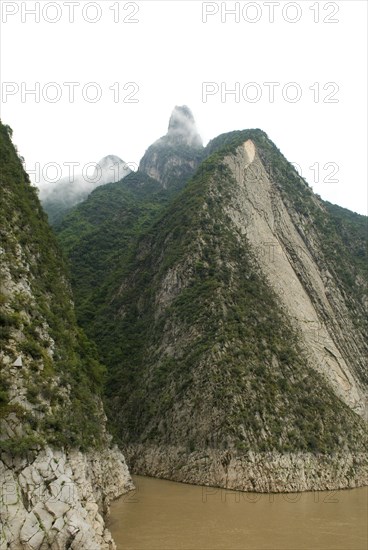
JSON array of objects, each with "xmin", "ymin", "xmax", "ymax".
[{"xmin": 109, "ymin": 475, "xmax": 367, "ymax": 549}]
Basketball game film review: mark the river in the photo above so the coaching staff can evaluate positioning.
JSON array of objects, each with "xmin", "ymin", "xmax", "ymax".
[{"xmin": 109, "ymin": 475, "xmax": 367, "ymax": 549}]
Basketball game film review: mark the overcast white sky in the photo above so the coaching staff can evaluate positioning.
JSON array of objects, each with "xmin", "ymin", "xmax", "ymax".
[{"xmin": 0, "ymin": 0, "xmax": 367, "ymax": 214}]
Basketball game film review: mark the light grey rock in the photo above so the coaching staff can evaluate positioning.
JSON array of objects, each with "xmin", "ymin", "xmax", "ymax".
[
  {"xmin": 20, "ymin": 512, "xmax": 40, "ymax": 543},
  {"xmin": 33, "ymin": 502, "xmax": 54, "ymax": 532},
  {"xmin": 45, "ymin": 499, "xmax": 70, "ymax": 518},
  {"xmin": 26, "ymin": 529, "xmax": 45, "ymax": 550},
  {"xmin": 0, "ymin": 446, "xmax": 133, "ymax": 549},
  {"xmin": 224, "ymin": 140, "xmax": 367, "ymax": 417},
  {"xmin": 52, "ymin": 516, "xmax": 65, "ymax": 532},
  {"xmin": 127, "ymin": 444, "xmax": 368, "ymax": 493}
]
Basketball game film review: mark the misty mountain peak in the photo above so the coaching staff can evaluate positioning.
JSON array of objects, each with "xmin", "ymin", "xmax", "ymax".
[
  {"xmin": 138, "ymin": 106, "xmax": 204, "ymax": 189},
  {"xmin": 93, "ymin": 155, "xmax": 131, "ymax": 184},
  {"xmin": 97, "ymin": 154, "xmax": 125, "ymax": 167},
  {"xmin": 166, "ymin": 105, "xmax": 203, "ymax": 148},
  {"xmin": 40, "ymin": 154, "xmax": 131, "ymax": 225}
]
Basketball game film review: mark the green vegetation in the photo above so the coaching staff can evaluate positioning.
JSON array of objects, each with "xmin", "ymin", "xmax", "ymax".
[
  {"xmin": 0, "ymin": 434, "xmax": 45, "ymax": 455},
  {"xmin": 6, "ymin": 116, "xmax": 365, "ymax": 460},
  {"xmin": 0, "ymin": 120, "xmax": 107, "ymax": 454},
  {"xmin": 105, "ymin": 153, "xmax": 366, "ymax": 454},
  {"xmin": 57, "ymin": 171, "xmax": 173, "ymax": 331},
  {"xmin": 323, "ymin": 201, "xmax": 367, "ymax": 292},
  {"xmin": 55, "ymin": 130, "xmax": 367, "ymax": 457}
]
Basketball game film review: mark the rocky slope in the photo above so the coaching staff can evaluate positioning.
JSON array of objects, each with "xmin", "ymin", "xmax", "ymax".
[
  {"xmin": 139, "ymin": 105, "xmax": 204, "ymax": 190},
  {"xmin": 224, "ymin": 136, "xmax": 367, "ymax": 416},
  {"xmin": 0, "ymin": 121, "xmax": 133, "ymax": 549},
  {"xmin": 1, "ymin": 447, "xmax": 131, "ymax": 549},
  {"xmin": 55, "ymin": 112, "xmax": 367, "ymax": 492},
  {"xmin": 108, "ymin": 131, "xmax": 367, "ymax": 491}
]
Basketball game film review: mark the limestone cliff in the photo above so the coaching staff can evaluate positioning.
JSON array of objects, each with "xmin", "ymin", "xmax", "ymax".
[
  {"xmin": 1, "ymin": 447, "xmax": 131, "ymax": 549},
  {"xmin": 224, "ymin": 138, "xmax": 367, "ymax": 418},
  {"xmin": 0, "ymin": 121, "xmax": 133, "ymax": 548},
  {"xmin": 106, "ymin": 130, "xmax": 367, "ymax": 491},
  {"xmin": 54, "ymin": 116, "xmax": 367, "ymax": 493},
  {"xmin": 139, "ymin": 105, "xmax": 204, "ymax": 190}
]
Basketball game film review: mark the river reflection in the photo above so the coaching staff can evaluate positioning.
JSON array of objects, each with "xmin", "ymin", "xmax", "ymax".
[{"xmin": 109, "ymin": 475, "xmax": 367, "ymax": 549}]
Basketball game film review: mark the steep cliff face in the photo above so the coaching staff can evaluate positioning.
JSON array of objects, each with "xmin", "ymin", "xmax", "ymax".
[
  {"xmin": 105, "ymin": 131, "xmax": 367, "ymax": 491},
  {"xmin": 54, "ymin": 114, "xmax": 367, "ymax": 492},
  {"xmin": 139, "ymin": 105, "xmax": 204, "ymax": 190},
  {"xmin": 0, "ymin": 121, "xmax": 133, "ymax": 549},
  {"xmin": 224, "ymin": 136, "xmax": 367, "ymax": 416}
]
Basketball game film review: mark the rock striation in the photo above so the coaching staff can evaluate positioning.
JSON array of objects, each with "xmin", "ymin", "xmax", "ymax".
[
  {"xmin": 38, "ymin": 111, "xmax": 368, "ymax": 494},
  {"xmin": 105, "ymin": 129, "xmax": 367, "ymax": 491},
  {"xmin": 127, "ymin": 445, "xmax": 367, "ymax": 493},
  {"xmin": 224, "ymin": 139, "xmax": 367, "ymax": 418},
  {"xmin": 1, "ymin": 447, "xmax": 132, "ymax": 549}
]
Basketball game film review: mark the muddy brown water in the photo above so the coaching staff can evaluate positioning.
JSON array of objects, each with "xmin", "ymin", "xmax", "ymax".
[{"xmin": 109, "ymin": 475, "xmax": 367, "ymax": 549}]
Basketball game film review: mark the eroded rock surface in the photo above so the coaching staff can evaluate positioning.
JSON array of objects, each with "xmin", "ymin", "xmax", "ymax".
[{"xmin": 1, "ymin": 447, "xmax": 133, "ymax": 549}]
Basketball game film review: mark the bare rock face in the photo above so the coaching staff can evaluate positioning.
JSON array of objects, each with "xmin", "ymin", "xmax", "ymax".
[
  {"xmin": 106, "ymin": 130, "xmax": 367, "ymax": 492},
  {"xmin": 127, "ymin": 445, "xmax": 368, "ymax": 493},
  {"xmin": 1, "ymin": 447, "xmax": 133, "ymax": 549},
  {"xmin": 139, "ymin": 105, "xmax": 204, "ymax": 189},
  {"xmin": 224, "ymin": 140, "xmax": 367, "ymax": 418}
]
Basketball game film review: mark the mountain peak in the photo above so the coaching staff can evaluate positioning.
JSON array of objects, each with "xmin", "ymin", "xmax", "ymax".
[
  {"xmin": 138, "ymin": 106, "xmax": 204, "ymax": 189},
  {"xmin": 40, "ymin": 154, "xmax": 131, "ymax": 225},
  {"xmin": 166, "ymin": 105, "xmax": 203, "ymax": 148},
  {"xmin": 93, "ymin": 154, "xmax": 132, "ymax": 184}
]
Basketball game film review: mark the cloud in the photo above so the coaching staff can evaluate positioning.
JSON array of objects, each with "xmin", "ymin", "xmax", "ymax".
[{"xmin": 38, "ymin": 155, "xmax": 133, "ymax": 205}]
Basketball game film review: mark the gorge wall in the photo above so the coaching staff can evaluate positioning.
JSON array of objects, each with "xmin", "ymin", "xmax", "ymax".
[
  {"xmin": 39, "ymin": 109, "xmax": 368, "ymax": 495},
  {"xmin": 0, "ymin": 121, "xmax": 133, "ymax": 549}
]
